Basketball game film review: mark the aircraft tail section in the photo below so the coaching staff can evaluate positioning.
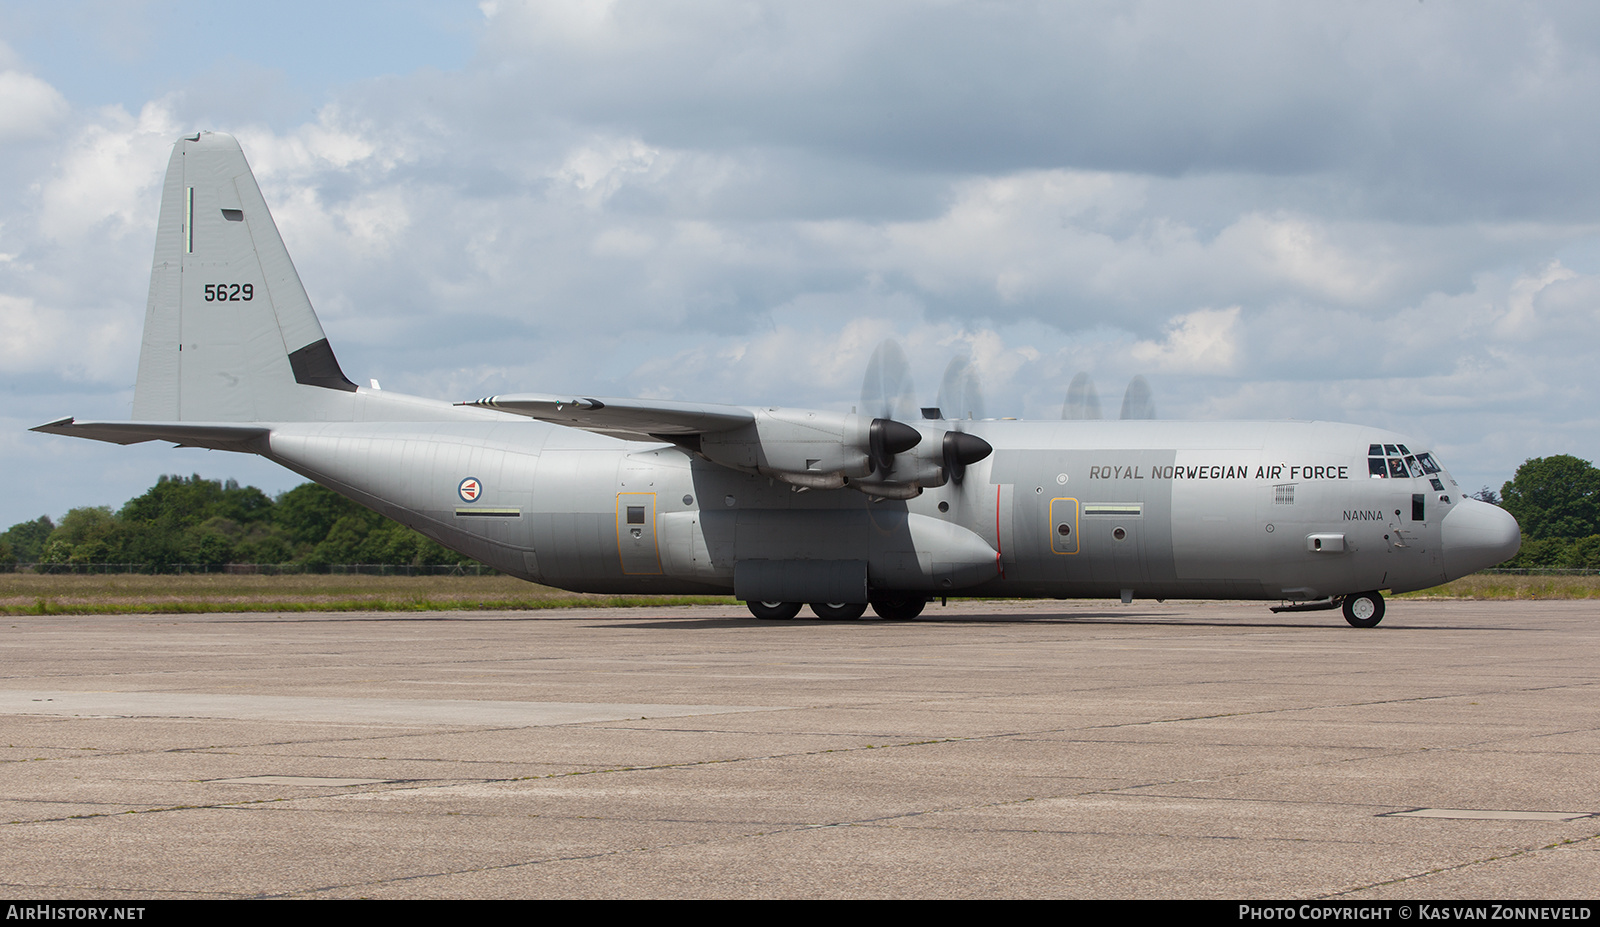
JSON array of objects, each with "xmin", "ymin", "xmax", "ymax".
[{"xmin": 133, "ymin": 132, "xmax": 357, "ymax": 423}]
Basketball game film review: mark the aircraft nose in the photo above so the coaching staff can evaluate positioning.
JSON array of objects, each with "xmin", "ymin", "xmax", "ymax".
[{"xmin": 1441, "ymin": 498, "xmax": 1522, "ymax": 579}]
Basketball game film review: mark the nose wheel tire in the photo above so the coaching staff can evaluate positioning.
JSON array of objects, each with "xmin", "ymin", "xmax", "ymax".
[
  {"xmin": 869, "ymin": 593, "xmax": 926, "ymax": 621},
  {"xmin": 810, "ymin": 602, "xmax": 868, "ymax": 620},
  {"xmin": 747, "ymin": 601, "xmax": 802, "ymax": 620},
  {"xmin": 1342, "ymin": 591, "xmax": 1385, "ymax": 628}
]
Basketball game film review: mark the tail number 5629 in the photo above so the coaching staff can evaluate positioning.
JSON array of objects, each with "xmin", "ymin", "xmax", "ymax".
[{"xmin": 204, "ymin": 284, "xmax": 253, "ymax": 301}]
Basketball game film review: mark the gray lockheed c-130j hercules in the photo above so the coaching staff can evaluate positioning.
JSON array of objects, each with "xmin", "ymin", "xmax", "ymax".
[{"xmin": 35, "ymin": 133, "xmax": 1523, "ymax": 627}]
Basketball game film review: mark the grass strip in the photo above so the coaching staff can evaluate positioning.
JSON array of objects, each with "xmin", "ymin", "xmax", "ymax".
[
  {"xmin": 1397, "ymin": 573, "xmax": 1600, "ymax": 600},
  {"xmin": 0, "ymin": 573, "xmax": 735, "ymax": 616}
]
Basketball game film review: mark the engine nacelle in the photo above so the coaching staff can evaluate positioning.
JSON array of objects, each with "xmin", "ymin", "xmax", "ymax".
[
  {"xmin": 699, "ymin": 408, "xmax": 873, "ymax": 481},
  {"xmin": 697, "ymin": 409, "xmax": 989, "ymax": 499}
]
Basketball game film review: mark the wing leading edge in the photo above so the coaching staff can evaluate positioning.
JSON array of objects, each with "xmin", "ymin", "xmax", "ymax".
[{"xmin": 458, "ymin": 394, "xmax": 756, "ymax": 441}]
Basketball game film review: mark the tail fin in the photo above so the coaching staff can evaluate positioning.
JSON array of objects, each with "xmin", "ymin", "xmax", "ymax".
[{"xmin": 133, "ymin": 132, "xmax": 358, "ymax": 422}]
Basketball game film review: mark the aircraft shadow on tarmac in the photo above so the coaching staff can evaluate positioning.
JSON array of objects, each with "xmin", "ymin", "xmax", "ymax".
[
  {"xmin": 191, "ymin": 608, "xmax": 1513, "ymax": 632},
  {"xmin": 603, "ymin": 611, "xmax": 1517, "ymax": 631}
]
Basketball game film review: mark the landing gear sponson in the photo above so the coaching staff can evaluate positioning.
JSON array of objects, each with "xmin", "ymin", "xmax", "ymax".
[{"xmin": 746, "ymin": 595, "xmax": 926, "ymax": 621}]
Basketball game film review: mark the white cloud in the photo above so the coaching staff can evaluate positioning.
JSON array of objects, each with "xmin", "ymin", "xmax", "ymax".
[
  {"xmin": 0, "ymin": 70, "xmax": 69, "ymax": 141},
  {"xmin": 35, "ymin": 101, "xmax": 178, "ymax": 242},
  {"xmin": 236, "ymin": 111, "xmax": 386, "ymax": 179},
  {"xmin": 334, "ymin": 188, "xmax": 412, "ymax": 257},
  {"xmin": 485, "ymin": 0, "xmax": 623, "ymax": 45},
  {"xmin": 863, "ymin": 170, "xmax": 1140, "ymax": 304},
  {"xmin": 590, "ymin": 226, "xmax": 656, "ymax": 258},
  {"xmin": 1494, "ymin": 260, "xmax": 1581, "ymax": 339},
  {"xmin": 558, "ymin": 136, "xmax": 668, "ymax": 206},
  {"xmin": 1213, "ymin": 213, "xmax": 1397, "ymax": 304},
  {"xmin": 1131, "ymin": 307, "xmax": 1242, "ymax": 374},
  {"xmin": 0, "ymin": 293, "xmax": 135, "ymax": 382}
]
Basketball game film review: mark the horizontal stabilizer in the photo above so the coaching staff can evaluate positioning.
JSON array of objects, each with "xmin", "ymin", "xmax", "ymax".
[
  {"xmin": 459, "ymin": 394, "xmax": 754, "ymax": 440},
  {"xmin": 31, "ymin": 418, "xmax": 269, "ymax": 452}
]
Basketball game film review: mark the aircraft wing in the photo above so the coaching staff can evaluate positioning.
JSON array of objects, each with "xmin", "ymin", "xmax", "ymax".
[
  {"xmin": 31, "ymin": 418, "xmax": 271, "ymax": 452},
  {"xmin": 457, "ymin": 394, "xmax": 755, "ymax": 441}
]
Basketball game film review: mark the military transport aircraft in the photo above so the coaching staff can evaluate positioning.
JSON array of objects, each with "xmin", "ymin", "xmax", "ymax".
[{"xmin": 34, "ymin": 133, "xmax": 1523, "ymax": 626}]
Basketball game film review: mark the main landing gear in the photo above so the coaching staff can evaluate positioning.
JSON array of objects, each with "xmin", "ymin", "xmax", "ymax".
[
  {"xmin": 809, "ymin": 602, "xmax": 868, "ymax": 620},
  {"xmin": 744, "ymin": 595, "xmax": 926, "ymax": 621},
  {"xmin": 746, "ymin": 601, "xmax": 802, "ymax": 620},
  {"xmin": 1341, "ymin": 591, "xmax": 1385, "ymax": 628},
  {"xmin": 867, "ymin": 592, "xmax": 925, "ymax": 621}
]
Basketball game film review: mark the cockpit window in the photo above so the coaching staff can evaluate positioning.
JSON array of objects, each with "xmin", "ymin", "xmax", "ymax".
[{"xmin": 1368, "ymin": 446, "xmax": 1446, "ymax": 479}]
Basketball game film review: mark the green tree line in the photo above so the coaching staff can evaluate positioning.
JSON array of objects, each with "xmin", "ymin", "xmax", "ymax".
[
  {"xmin": 1497, "ymin": 454, "xmax": 1600, "ymax": 569},
  {"xmin": 0, "ymin": 475, "xmax": 476, "ymax": 571}
]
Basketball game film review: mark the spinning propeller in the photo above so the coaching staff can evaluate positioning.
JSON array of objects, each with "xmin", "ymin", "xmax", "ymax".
[
  {"xmin": 859, "ymin": 341, "xmax": 922, "ymax": 475},
  {"xmin": 858, "ymin": 340, "xmax": 991, "ymax": 485},
  {"xmin": 1062, "ymin": 372, "xmax": 1157, "ymax": 420},
  {"xmin": 935, "ymin": 354, "xmax": 986, "ymax": 422}
]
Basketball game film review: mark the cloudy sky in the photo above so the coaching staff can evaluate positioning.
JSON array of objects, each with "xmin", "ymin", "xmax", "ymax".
[{"xmin": 4, "ymin": 0, "xmax": 1599, "ymax": 528}]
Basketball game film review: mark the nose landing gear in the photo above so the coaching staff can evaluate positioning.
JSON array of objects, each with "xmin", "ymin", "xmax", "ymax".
[{"xmin": 1341, "ymin": 591, "xmax": 1385, "ymax": 628}]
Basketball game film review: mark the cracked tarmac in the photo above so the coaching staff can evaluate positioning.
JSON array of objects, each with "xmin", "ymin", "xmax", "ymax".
[{"xmin": 0, "ymin": 599, "xmax": 1595, "ymax": 898}]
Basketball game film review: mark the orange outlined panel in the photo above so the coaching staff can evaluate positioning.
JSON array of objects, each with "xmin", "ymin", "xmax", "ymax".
[{"xmin": 1050, "ymin": 497, "xmax": 1079, "ymax": 554}]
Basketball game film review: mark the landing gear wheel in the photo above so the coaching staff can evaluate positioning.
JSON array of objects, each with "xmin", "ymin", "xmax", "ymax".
[
  {"xmin": 809, "ymin": 602, "xmax": 867, "ymax": 620},
  {"xmin": 747, "ymin": 601, "xmax": 801, "ymax": 620},
  {"xmin": 869, "ymin": 593, "xmax": 926, "ymax": 621},
  {"xmin": 1342, "ymin": 591, "xmax": 1385, "ymax": 628}
]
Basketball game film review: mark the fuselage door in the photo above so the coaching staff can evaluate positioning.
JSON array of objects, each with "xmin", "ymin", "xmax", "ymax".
[
  {"xmin": 616, "ymin": 492, "xmax": 662, "ymax": 574},
  {"xmin": 1050, "ymin": 497, "xmax": 1079, "ymax": 554}
]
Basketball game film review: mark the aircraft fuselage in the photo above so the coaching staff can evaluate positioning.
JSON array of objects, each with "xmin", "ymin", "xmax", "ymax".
[{"xmin": 263, "ymin": 414, "xmax": 1498, "ymax": 604}]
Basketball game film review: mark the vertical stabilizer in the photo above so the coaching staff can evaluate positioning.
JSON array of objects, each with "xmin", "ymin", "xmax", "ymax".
[{"xmin": 133, "ymin": 132, "xmax": 357, "ymax": 422}]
